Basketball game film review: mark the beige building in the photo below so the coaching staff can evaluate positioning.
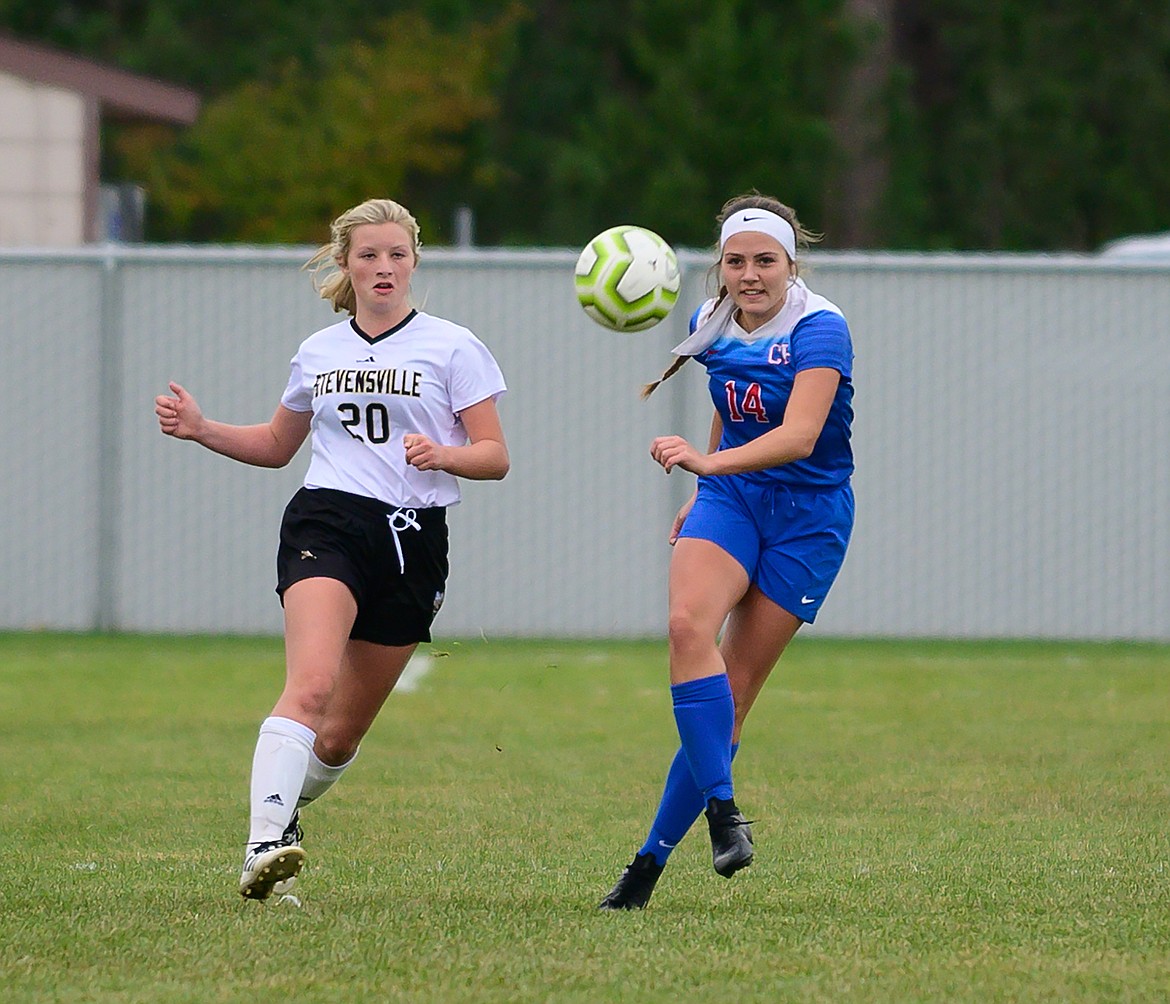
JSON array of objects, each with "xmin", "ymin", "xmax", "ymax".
[{"xmin": 0, "ymin": 33, "xmax": 199, "ymax": 246}]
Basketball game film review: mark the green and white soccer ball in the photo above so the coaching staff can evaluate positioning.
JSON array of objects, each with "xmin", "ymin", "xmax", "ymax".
[{"xmin": 574, "ymin": 225, "xmax": 680, "ymax": 331}]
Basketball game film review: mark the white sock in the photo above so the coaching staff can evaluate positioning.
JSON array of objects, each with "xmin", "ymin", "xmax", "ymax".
[
  {"xmin": 297, "ymin": 747, "xmax": 358, "ymax": 807},
  {"xmin": 247, "ymin": 716, "xmax": 316, "ymax": 847}
]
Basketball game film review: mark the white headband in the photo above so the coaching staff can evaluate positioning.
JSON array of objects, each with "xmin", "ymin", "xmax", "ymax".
[{"xmin": 720, "ymin": 208, "xmax": 796, "ymax": 262}]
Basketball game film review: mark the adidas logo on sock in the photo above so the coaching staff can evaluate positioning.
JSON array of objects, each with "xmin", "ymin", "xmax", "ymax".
[{"xmin": 263, "ymin": 793, "xmax": 285, "ymax": 805}]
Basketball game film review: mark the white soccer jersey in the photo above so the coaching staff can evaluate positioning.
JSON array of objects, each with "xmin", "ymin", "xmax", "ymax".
[{"xmin": 280, "ymin": 310, "xmax": 506, "ymax": 508}]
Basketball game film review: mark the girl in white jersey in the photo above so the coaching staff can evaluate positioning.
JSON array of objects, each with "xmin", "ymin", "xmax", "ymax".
[
  {"xmin": 599, "ymin": 192, "xmax": 855, "ymax": 910},
  {"xmin": 155, "ymin": 198, "xmax": 509, "ymax": 901}
]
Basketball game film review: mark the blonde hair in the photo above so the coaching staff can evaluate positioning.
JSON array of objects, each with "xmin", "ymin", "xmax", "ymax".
[
  {"xmin": 641, "ymin": 192, "xmax": 820, "ymax": 398},
  {"xmin": 304, "ymin": 198, "xmax": 422, "ymax": 315}
]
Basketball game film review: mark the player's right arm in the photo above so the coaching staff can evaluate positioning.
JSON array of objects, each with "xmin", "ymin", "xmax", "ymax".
[{"xmin": 156, "ymin": 381, "xmax": 311, "ymax": 468}]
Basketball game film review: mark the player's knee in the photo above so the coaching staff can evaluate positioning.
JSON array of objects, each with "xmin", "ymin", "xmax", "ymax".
[
  {"xmin": 280, "ymin": 675, "xmax": 334, "ymax": 721},
  {"xmin": 667, "ymin": 609, "xmax": 713, "ymax": 659},
  {"xmin": 314, "ymin": 732, "xmax": 360, "ymax": 765}
]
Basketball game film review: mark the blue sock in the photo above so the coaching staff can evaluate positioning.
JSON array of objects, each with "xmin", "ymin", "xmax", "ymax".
[
  {"xmin": 671, "ymin": 672, "xmax": 735, "ymax": 800},
  {"xmin": 639, "ymin": 742, "xmax": 739, "ymax": 866}
]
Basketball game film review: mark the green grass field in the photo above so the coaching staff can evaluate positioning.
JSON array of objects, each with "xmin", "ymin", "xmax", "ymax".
[{"xmin": 1, "ymin": 633, "xmax": 1168, "ymax": 1003}]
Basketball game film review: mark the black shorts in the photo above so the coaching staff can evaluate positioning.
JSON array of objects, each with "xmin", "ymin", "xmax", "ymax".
[{"xmin": 276, "ymin": 486, "xmax": 449, "ymax": 646}]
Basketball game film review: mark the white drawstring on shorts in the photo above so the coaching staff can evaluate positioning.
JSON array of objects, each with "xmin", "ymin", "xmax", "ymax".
[{"xmin": 386, "ymin": 508, "xmax": 422, "ymax": 573}]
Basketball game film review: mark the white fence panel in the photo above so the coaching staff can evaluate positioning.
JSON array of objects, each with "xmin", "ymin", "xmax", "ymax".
[{"xmin": 1, "ymin": 246, "xmax": 1166, "ymax": 640}]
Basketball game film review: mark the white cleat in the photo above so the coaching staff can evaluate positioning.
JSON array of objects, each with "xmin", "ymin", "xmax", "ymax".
[{"xmin": 239, "ymin": 843, "xmax": 306, "ymax": 901}]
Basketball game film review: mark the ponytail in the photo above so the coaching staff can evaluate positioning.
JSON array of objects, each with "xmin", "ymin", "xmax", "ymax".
[
  {"xmin": 640, "ymin": 355, "xmax": 689, "ymax": 399},
  {"xmin": 642, "ymin": 285, "xmax": 731, "ymax": 399}
]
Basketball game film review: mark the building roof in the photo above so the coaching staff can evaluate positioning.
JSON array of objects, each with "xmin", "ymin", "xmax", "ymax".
[
  {"xmin": 1097, "ymin": 232, "xmax": 1170, "ymax": 261},
  {"xmin": 0, "ymin": 32, "xmax": 200, "ymax": 123}
]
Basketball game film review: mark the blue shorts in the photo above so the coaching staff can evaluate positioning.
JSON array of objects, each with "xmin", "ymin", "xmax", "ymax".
[{"xmin": 678, "ymin": 476, "xmax": 854, "ymax": 622}]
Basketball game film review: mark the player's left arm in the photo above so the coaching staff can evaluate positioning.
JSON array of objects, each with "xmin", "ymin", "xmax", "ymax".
[
  {"xmin": 403, "ymin": 397, "xmax": 510, "ymax": 480},
  {"xmin": 653, "ymin": 368, "xmax": 839, "ymax": 476}
]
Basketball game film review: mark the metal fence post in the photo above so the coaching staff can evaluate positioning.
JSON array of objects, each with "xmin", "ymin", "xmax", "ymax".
[{"xmin": 95, "ymin": 247, "xmax": 123, "ymax": 631}]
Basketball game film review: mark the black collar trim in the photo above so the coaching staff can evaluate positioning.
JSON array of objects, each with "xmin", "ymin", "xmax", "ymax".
[{"xmin": 350, "ymin": 310, "xmax": 417, "ymax": 345}]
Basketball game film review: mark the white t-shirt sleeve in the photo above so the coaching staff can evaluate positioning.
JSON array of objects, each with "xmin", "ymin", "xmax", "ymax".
[
  {"xmin": 280, "ymin": 351, "xmax": 313, "ymax": 412},
  {"xmin": 447, "ymin": 333, "xmax": 507, "ymax": 414}
]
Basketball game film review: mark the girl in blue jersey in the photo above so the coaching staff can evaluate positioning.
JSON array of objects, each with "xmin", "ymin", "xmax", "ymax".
[{"xmin": 600, "ymin": 193, "xmax": 854, "ymax": 910}]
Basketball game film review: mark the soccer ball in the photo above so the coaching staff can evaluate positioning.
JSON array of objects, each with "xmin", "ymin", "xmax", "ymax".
[{"xmin": 574, "ymin": 225, "xmax": 680, "ymax": 331}]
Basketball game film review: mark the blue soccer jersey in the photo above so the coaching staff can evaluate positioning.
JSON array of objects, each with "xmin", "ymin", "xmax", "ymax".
[{"xmin": 690, "ymin": 287, "xmax": 854, "ymax": 489}]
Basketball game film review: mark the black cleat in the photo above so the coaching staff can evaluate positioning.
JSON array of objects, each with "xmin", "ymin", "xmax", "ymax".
[
  {"xmin": 598, "ymin": 852, "xmax": 664, "ymax": 910},
  {"xmin": 281, "ymin": 810, "xmax": 303, "ymax": 847},
  {"xmin": 238, "ymin": 811, "xmax": 306, "ymax": 900},
  {"xmin": 239, "ymin": 841, "xmax": 305, "ymax": 900},
  {"xmin": 271, "ymin": 811, "xmax": 303, "ymax": 896},
  {"xmin": 705, "ymin": 797, "xmax": 753, "ymax": 877}
]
